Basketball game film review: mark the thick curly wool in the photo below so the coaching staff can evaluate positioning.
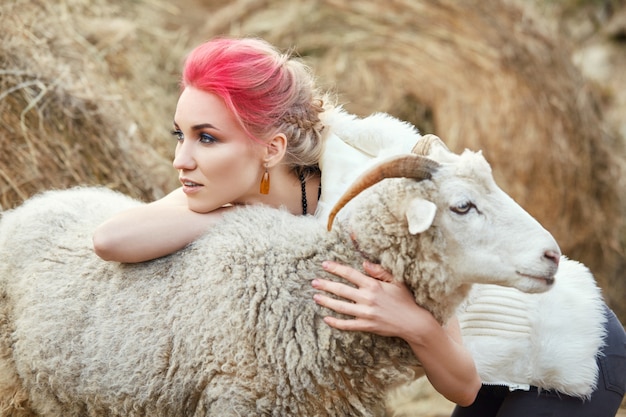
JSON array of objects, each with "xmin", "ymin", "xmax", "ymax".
[
  {"xmin": 0, "ymin": 186, "xmax": 441, "ymax": 417},
  {"xmin": 343, "ymin": 179, "xmax": 470, "ymax": 324}
]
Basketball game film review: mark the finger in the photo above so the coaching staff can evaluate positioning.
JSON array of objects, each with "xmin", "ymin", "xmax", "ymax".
[
  {"xmin": 312, "ymin": 278, "xmax": 360, "ymax": 302},
  {"xmin": 322, "ymin": 260, "xmax": 371, "ymax": 287},
  {"xmin": 313, "ymin": 293, "xmax": 361, "ymax": 317},
  {"xmin": 363, "ymin": 261, "xmax": 394, "ymax": 283},
  {"xmin": 322, "ymin": 316, "xmax": 369, "ymax": 332}
]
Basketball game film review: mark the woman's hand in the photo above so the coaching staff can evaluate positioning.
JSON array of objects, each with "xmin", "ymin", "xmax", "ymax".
[
  {"xmin": 311, "ymin": 260, "xmax": 481, "ymax": 406},
  {"xmin": 311, "ymin": 260, "xmax": 430, "ymax": 339}
]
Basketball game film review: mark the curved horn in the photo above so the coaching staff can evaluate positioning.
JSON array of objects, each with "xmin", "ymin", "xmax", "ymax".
[
  {"xmin": 326, "ymin": 154, "xmax": 440, "ymax": 231},
  {"xmin": 411, "ymin": 134, "xmax": 450, "ymax": 156}
]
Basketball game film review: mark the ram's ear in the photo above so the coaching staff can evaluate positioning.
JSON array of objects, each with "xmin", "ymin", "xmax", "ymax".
[{"xmin": 406, "ymin": 197, "xmax": 437, "ymax": 234}]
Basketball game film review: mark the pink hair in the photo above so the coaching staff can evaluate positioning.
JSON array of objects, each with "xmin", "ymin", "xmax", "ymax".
[
  {"xmin": 182, "ymin": 37, "xmax": 297, "ymax": 141},
  {"xmin": 181, "ymin": 37, "xmax": 327, "ymax": 172}
]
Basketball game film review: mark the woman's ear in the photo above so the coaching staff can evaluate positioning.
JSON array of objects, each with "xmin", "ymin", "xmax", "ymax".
[{"xmin": 263, "ymin": 133, "xmax": 287, "ymax": 167}]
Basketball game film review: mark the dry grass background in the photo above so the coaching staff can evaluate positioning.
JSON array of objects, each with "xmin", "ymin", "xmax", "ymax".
[
  {"xmin": 0, "ymin": 0, "xmax": 181, "ymax": 207},
  {"xmin": 1, "ymin": 0, "xmax": 625, "ymax": 415}
]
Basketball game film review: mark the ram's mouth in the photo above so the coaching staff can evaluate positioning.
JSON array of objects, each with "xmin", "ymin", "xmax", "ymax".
[{"xmin": 516, "ymin": 271, "xmax": 555, "ymax": 286}]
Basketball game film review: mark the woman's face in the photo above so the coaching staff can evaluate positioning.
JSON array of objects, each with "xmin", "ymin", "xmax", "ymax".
[{"xmin": 172, "ymin": 86, "xmax": 266, "ymax": 213}]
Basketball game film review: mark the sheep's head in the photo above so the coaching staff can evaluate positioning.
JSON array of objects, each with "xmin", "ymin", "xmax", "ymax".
[{"xmin": 328, "ymin": 141, "xmax": 561, "ymax": 298}]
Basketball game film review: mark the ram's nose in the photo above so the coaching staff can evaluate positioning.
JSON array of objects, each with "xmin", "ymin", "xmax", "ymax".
[{"xmin": 544, "ymin": 249, "xmax": 560, "ymax": 267}]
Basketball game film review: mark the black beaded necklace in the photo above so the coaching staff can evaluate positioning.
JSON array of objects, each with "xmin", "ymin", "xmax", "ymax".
[{"xmin": 299, "ymin": 172, "xmax": 308, "ymax": 216}]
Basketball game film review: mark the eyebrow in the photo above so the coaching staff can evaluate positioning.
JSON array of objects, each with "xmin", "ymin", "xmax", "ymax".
[{"xmin": 172, "ymin": 121, "xmax": 220, "ymax": 131}]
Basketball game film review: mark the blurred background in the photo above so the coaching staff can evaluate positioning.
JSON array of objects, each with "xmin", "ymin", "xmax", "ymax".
[{"xmin": 1, "ymin": 0, "xmax": 625, "ymax": 414}]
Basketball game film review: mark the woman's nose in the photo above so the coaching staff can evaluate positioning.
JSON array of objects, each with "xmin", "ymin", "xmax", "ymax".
[{"xmin": 172, "ymin": 141, "xmax": 196, "ymax": 170}]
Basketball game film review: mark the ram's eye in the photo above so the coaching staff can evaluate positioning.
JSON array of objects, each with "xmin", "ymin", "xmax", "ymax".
[{"xmin": 450, "ymin": 201, "xmax": 475, "ymax": 214}]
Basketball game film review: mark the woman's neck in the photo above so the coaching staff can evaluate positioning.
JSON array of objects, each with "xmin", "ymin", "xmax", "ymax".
[{"xmin": 302, "ymin": 173, "xmax": 321, "ymax": 215}]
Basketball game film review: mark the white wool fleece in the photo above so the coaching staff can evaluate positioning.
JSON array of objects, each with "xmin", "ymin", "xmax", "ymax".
[{"xmin": 458, "ymin": 258, "xmax": 606, "ymax": 398}]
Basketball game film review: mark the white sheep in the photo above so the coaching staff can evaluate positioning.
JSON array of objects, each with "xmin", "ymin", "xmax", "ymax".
[
  {"xmin": 0, "ymin": 149, "xmax": 560, "ymax": 417},
  {"xmin": 316, "ymin": 109, "xmax": 610, "ymax": 408}
]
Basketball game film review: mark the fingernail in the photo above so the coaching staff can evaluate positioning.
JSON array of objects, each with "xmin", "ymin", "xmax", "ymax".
[
  {"xmin": 363, "ymin": 260, "xmax": 372, "ymax": 268},
  {"xmin": 322, "ymin": 261, "xmax": 329, "ymax": 270},
  {"xmin": 311, "ymin": 279, "xmax": 319, "ymax": 288}
]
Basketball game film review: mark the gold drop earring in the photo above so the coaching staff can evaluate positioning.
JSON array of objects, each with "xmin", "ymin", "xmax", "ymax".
[{"xmin": 260, "ymin": 163, "xmax": 270, "ymax": 194}]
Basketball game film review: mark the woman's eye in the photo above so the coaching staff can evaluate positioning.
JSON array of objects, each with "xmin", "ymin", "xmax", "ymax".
[
  {"xmin": 170, "ymin": 129, "xmax": 184, "ymax": 141},
  {"xmin": 199, "ymin": 133, "xmax": 217, "ymax": 144},
  {"xmin": 451, "ymin": 201, "xmax": 475, "ymax": 215}
]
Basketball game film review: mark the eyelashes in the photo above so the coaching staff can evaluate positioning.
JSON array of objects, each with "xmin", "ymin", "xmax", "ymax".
[
  {"xmin": 171, "ymin": 129, "xmax": 184, "ymax": 141},
  {"xmin": 170, "ymin": 129, "xmax": 218, "ymax": 144}
]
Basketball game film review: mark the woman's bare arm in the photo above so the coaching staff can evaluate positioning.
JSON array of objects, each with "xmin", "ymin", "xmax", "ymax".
[
  {"xmin": 92, "ymin": 188, "xmax": 231, "ymax": 263},
  {"xmin": 312, "ymin": 260, "xmax": 481, "ymax": 407}
]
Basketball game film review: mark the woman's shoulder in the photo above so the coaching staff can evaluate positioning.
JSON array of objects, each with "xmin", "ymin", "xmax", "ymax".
[
  {"xmin": 320, "ymin": 106, "xmax": 421, "ymax": 157},
  {"xmin": 316, "ymin": 107, "xmax": 423, "ymax": 222}
]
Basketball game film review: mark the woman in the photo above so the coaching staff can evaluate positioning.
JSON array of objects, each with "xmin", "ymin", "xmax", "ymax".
[{"xmin": 93, "ymin": 36, "xmax": 481, "ymax": 407}]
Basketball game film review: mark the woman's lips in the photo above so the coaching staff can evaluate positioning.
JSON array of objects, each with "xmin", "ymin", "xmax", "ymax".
[{"xmin": 180, "ymin": 178, "xmax": 203, "ymax": 194}]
